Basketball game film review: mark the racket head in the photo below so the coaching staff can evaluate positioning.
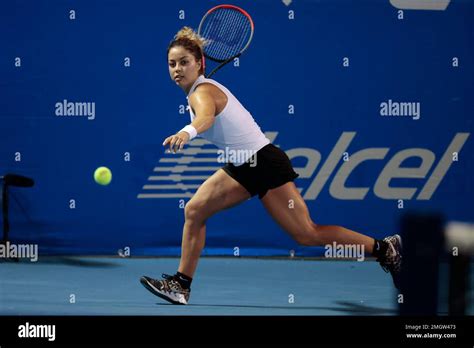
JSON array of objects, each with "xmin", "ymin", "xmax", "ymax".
[{"xmin": 198, "ymin": 4, "xmax": 254, "ymax": 63}]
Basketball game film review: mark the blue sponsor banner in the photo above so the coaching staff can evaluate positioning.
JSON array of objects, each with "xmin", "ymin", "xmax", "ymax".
[{"xmin": 0, "ymin": 0, "xmax": 472, "ymax": 256}]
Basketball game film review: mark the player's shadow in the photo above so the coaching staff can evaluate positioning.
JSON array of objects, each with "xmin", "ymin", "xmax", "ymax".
[
  {"xmin": 155, "ymin": 300, "xmax": 397, "ymax": 315},
  {"xmin": 30, "ymin": 256, "xmax": 121, "ymax": 268}
]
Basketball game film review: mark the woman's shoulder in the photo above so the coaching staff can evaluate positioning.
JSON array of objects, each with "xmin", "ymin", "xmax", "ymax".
[
  {"xmin": 194, "ymin": 81, "xmax": 228, "ymax": 98},
  {"xmin": 191, "ymin": 81, "xmax": 229, "ymax": 112},
  {"xmin": 194, "ymin": 82, "xmax": 220, "ymax": 93}
]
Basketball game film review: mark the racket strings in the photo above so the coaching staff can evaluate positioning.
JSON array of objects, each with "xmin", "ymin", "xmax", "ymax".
[
  {"xmin": 215, "ymin": 10, "xmax": 243, "ymax": 57},
  {"xmin": 201, "ymin": 8, "xmax": 252, "ymax": 61}
]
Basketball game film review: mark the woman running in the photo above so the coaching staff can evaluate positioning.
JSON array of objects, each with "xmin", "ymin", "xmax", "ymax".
[{"xmin": 140, "ymin": 27, "xmax": 402, "ymax": 305}]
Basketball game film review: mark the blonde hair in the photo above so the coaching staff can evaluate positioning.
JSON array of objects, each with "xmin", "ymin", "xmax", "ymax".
[{"xmin": 168, "ymin": 27, "xmax": 207, "ymax": 74}]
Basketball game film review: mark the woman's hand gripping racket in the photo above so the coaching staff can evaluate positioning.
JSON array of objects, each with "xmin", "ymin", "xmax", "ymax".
[{"xmin": 198, "ymin": 4, "xmax": 254, "ymax": 78}]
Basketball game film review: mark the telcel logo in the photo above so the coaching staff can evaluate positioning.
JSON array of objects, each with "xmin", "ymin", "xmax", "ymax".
[
  {"xmin": 140, "ymin": 131, "xmax": 469, "ymax": 201},
  {"xmin": 284, "ymin": 132, "xmax": 469, "ymax": 200}
]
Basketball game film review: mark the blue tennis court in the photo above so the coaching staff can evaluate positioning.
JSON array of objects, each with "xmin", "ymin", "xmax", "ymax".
[{"xmin": 1, "ymin": 256, "xmax": 472, "ymax": 316}]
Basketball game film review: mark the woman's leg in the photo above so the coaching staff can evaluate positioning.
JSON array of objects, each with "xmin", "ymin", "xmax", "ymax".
[
  {"xmin": 260, "ymin": 181, "xmax": 376, "ymax": 252},
  {"xmin": 178, "ymin": 169, "xmax": 251, "ymax": 277}
]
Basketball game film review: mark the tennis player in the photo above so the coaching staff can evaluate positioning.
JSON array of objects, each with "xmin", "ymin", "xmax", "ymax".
[{"xmin": 140, "ymin": 27, "xmax": 402, "ymax": 305}]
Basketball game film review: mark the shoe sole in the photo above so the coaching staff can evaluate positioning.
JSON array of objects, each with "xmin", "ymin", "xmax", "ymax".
[{"xmin": 140, "ymin": 276, "xmax": 187, "ymax": 305}]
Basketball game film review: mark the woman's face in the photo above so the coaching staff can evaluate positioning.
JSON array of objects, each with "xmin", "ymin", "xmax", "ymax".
[{"xmin": 168, "ymin": 46, "xmax": 202, "ymax": 91}]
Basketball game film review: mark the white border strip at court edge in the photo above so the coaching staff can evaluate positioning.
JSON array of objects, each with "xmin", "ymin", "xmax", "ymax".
[
  {"xmin": 445, "ymin": 222, "xmax": 474, "ymax": 255},
  {"xmin": 390, "ymin": 0, "xmax": 451, "ymax": 11}
]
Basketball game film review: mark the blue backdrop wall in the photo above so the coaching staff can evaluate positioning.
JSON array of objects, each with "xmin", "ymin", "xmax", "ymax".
[{"xmin": 1, "ymin": 0, "xmax": 472, "ymax": 256}]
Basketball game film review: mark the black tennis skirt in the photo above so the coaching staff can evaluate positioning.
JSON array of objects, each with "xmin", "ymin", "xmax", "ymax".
[{"xmin": 222, "ymin": 143, "xmax": 299, "ymax": 199}]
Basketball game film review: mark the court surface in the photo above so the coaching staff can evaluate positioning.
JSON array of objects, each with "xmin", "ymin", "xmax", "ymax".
[{"xmin": 0, "ymin": 257, "xmax": 472, "ymax": 315}]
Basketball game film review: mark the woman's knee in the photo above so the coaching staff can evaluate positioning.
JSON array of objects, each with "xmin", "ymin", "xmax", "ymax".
[{"xmin": 184, "ymin": 198, "xmax": 210, "ymax": 223}]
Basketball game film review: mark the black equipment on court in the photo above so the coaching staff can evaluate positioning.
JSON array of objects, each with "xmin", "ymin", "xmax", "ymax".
[
  {"xmin": 449, "ymin": 252, "xmax": 470, "ymax": 315},
  {"xmin": 398, "ymin": 211, "xmax": 472, "ymax": 316},
  {"xmin": 1, "ymin": 173, "xmax": 35, "ymax": 243},
  {"xmin": 399, "ymin": 212, "xmax": 445, "ymax": 315}
]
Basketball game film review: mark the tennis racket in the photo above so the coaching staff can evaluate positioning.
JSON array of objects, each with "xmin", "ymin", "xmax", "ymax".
[{"xmin": 198, "ymin": 4, "xmax": 254, "ymax": 78}]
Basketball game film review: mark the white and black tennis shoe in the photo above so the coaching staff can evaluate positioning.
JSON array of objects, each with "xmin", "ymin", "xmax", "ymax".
[
  {"xmin": 140, "ymin": 274, "xmax": 190, "ymax": 305},
  {"xmin": 377, "ymin": 234, "xmax": 403, "ymax": 289}
]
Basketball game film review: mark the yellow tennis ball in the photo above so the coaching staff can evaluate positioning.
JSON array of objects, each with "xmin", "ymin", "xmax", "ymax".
[{"xmin": 94, "ymin": 166, "xmax": 112, "ymax": 185}]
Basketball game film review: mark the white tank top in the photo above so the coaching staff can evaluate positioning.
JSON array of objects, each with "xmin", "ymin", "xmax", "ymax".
[{"xmin": 187, "ymin": 75, "xmax": 270, "ymax": 166}]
